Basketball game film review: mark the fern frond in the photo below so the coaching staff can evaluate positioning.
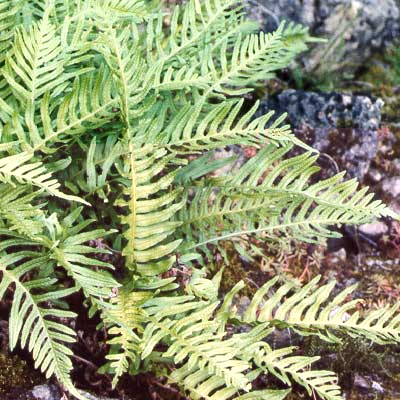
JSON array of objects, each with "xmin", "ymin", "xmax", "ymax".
[
  {"xmin": 0, "ymin": 0, "xmax": 23, "ymax": 64},
  {"xmin": 146, "ymin": 0, "xmax": 254, "ymax": 66},
  {"xmin": 0, "ymin": 184, "xmax": 44, "ymax": 236},
  {"xmin": 249, "ymin": 345, "xmax": 341, "ymax": 400},
  {"xmin": 0, "ymin": 250, "xmax": 83, "ymax": 399},
  {"xmin": 28, "ymin": 68, "xmax": 117, "ymax": 152},
  {"xmin": 170, "ymin": 363, "xmax": 290, "ymax": 400},
  {"xmin": 141, "ymin": 99, "xmax": 306, "ymax": 152},
  {"xmin": 48, "ymin": 216, "xmax": 118, "ymax": 303},
  {"xmin": 4, "ymin": 11, "xmax": 73, "ymax": 106},
  {"xmin": 204, "ymin": 22, "xmax": 312, "ymax": 97},
  {"xmin": 90, "ymin": 0, "xmax": 149, "ymax": 22},
  {"xmin": 232, "ymin": 276, "xmax": 400, "ymax": 345},
  {"xmin": 104, "ymin": 289, "xmax": 152, "ymax": 386},
  {"xmin": 84, "ymin": 136, "xmax": 123, "ymax": 197},
  {"xmin": 142, "ymin": 299, "xmax": 251, "ymax": 390},
  {"xmin": 180, "ymin": 144, "xmax": 395, "ymax": 249},
  {"xmin": 0, "ymin": 152, "xmax": 88, "ymax": 204},
  {"xmin": 119, "ymin": 145, "xmax": 183, "ymax": 275}
]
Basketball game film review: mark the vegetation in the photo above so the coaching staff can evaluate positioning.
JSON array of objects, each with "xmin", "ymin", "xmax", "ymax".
[{"xmin": 0, "ymin": 0, "xmax": 399, "ymax": 399}]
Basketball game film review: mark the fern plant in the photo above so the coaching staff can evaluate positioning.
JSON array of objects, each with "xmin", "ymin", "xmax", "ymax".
[{"xmin": 0, "ymin": 0, "xmax": 399, "ymax": 399}]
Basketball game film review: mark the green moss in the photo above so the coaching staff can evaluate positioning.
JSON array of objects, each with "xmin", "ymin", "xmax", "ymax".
[
  {"xmin": 356, "ymin": 45, "xmax": 400, "ymax": 122},
  {"xmin": 0, "ymin": 352, "xmax": 44, "ymax": 398}
]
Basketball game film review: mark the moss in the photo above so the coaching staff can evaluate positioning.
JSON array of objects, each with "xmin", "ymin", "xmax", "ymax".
[
  {"xmin": 356, "ymin": 45, "xmax": 400, "ymax": 122},
  {"xmin": 216, "ymin": 242, "xmax": 257, "ymax": 297},
  {"xmin": 0, "ymin": 352, "xmax": 44, "ymax": 399}
]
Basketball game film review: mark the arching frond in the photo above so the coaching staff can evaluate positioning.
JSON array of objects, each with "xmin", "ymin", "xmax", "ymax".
[
  {"xmin": 204, "ymin": 22, "xmax": 313, "ymax": 97},
  {"xmin": 180, "ymin": 144, "xmax": 396, "ymax": 250},
  {"xmin": 170, "ymin": 363, "xmax": 290, "ymax": 400},
  {"xmin": 226, "ymin": 276, "xmax": 400, "ymax": 345},
  {"xmin": 140, "ymin": 98, "xmax": 306, "ymax": 152},
  {"xmin": 142, "ymin": 299, "xmax": 251, "ymax": 391},
  {"xmin": 0, "ymin": 248, "xmax": 83, "ymax": 399}
]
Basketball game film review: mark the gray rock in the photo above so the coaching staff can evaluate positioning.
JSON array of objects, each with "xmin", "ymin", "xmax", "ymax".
[
  {"xmin": 359, "ymin": 221, "xmax": 389, "ymax": 237},
  {"xmin": 381, "ymin": 177, "xmax": 400, "ymax": 198},
  {"xmin": 31, "ymin": 385, "xmax": 119, "ymax": 400},
  {"xmin": 381, "ymin": 177, "xmax": 400, "ymax": 215},
  {"xmin": 260, "ymin": 90, "xmax": 383, "ymax": 180},
  {"xmin": 246, "ymin": 0, "xmax": 400, "ymax": 75},
  {"xmin": 367, "ymin": 168, "xmax": 383, "ymax": 184},
  {"xmin": 354, "ymin": 374, "xmax": 371, "ymax": 390},
  {"xmin": 32, "ymin": 385, "xmax": 60, "ymax": 400},
  {"xmin": 211, "ymin": 145, "xmax": 246, "ymax": 176},
  {"xmin": 330, "ymin": 248, "xmax": 347, "ymax": 263}
]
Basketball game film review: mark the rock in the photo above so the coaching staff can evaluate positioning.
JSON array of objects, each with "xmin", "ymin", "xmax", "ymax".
[
  {"xmin": 211, "ymin": 145, "xmax": 246, "ymax": 176},
  {"xmin": 31, "ymin": 385, "xmax": 60, "ymax": 400},
  {"xmin": 359, "ymin": 221, "xmax": 389, "ymax": 237},
  {"xmin": 329, "ymin": 305, "xmax": 351, "ymax": 322},
  {"xmin": 354, "ymin": 374, "xmax": 371, "ymax": 390},
  {"xmin": 330, "ymin": 248, "xmax": 347, "ymax": 263},
  {"xmin": 31, "ymin": 385, "xmax": 119, "ymax": 400},
  {"xmin": 246, "ymin": 0, "xmax": 400, "ymax": 75},
  {"xmin": 366, "ymin": 168, "xmax": 383, "ymax": 184},
  {"xmin": 381, "ymin": 177, "xmax": 400, "ymax": 198},
  {"xmin": 260, "ymin": 90, "xmax": 383, "ymax": 180},
  {"xmin": 234, "ymin": 295, "xmax": 251, "ymax": 319},
  {"xmin": 381, "ymin": 177, "xmax": 400, "ymax": 215}
]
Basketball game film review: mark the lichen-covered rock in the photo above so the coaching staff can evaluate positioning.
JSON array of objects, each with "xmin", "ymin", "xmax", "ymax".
[
  {"xmin": 246, "ymin": 0, "xmax": 400, "ymax": 74},
  {"xmin": 260, "ymin": 90, "xmax": 384, "ymax": 179}
]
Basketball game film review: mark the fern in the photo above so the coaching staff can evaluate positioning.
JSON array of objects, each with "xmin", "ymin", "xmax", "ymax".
[
  {"xmin": 237, "ymin": 275, "xmax": 400, "ymax": 345},
  {"xmin": 180, "ymin": 144, "xmax": 395, "ymax": 251},
  {"xmin": 0, "ymin": 1, "xmax": 399, "ymax": 399},
  {"xmin": 0, "ymin": 236, "xmax": 81, "ymax": 399}
]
